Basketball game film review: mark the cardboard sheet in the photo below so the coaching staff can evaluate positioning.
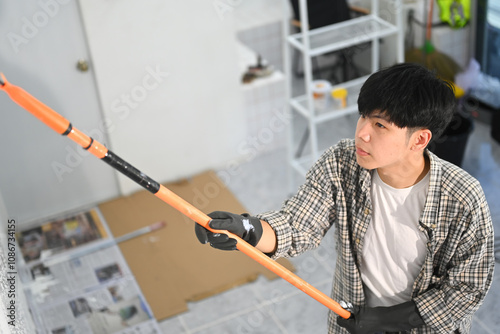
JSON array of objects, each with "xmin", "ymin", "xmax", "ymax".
[{"xmin": 98, "ymin": 170, "xmax": 294, "ymax": 321}]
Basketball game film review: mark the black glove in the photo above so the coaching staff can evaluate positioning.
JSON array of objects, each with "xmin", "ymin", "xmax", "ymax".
[
  {"xmin": 337, "ymin": 301, "xmax": 425, "ymax": 334},
  {"xmin": 195, "ymin": 211, "xmax": 263, "ymax": 250}
]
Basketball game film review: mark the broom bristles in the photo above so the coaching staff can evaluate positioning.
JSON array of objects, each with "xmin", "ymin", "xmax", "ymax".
[{"xmin": 405, "ymin": 48, "xmax": 462, "ymax": 83}]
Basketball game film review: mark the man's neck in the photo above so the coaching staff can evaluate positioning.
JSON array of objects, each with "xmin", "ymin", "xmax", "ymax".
[{"xmin": 376, "ymin": 154, "xmax": 430, "ymax": 189}]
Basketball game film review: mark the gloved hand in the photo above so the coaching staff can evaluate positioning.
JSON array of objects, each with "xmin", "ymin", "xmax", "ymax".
[
  {"xmin": 337, "ymin": 301, "xmax": 425, "ymax": 334},
  {"xmin": 195, "ymin": 211, "xmax": 263, "ymax": 250}
]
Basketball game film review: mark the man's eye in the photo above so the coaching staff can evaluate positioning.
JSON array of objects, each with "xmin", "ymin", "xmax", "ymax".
[{"xmin": 375, "ymin": 122, "xmax": 385, "ymax": 128}]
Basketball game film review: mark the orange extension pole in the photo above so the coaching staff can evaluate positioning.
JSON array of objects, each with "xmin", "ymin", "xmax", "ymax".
[{"xmin": 0, "ymin": 73, "xmax": 350, "ymax": 319}]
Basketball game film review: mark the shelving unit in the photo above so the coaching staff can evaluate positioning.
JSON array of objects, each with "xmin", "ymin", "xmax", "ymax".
[{"xmin": 283, "ymin": 0, "xmax": 404, "ymax": 188}]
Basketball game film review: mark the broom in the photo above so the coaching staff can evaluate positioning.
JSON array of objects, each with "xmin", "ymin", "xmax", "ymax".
[{"xmin": 405, "ymin": 0, "xmax": 462, "ymax": 82}]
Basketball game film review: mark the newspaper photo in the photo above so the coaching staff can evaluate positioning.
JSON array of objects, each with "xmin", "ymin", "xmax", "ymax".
[{"xmin": 16, "ymin": 209, "xmax": 109, "ymax": 263}]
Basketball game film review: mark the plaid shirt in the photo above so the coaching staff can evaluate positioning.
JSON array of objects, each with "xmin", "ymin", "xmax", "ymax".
[{"xmin": 257, "ymin": 139, "xmax": 495, "ymax": 334}]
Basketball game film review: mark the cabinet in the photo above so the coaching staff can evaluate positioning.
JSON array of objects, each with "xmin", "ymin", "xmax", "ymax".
[{"xmin": 283, "ymin": 0, "xmax": 404, "ymax": 187}]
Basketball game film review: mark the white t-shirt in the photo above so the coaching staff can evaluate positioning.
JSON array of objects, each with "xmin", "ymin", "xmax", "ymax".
[{"xmin": 361, "ymin": 170, "xmax": 430, "ymax": 307}]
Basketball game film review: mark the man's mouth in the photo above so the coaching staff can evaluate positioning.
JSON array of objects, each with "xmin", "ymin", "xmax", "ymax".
[{"xmin": 356, "ymin": 146, "xmax": 370, "ymax": 156}]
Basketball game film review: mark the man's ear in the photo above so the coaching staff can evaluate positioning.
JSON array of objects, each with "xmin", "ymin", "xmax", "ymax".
[{"xmin": 411, "ymin": 129, "xmax": 432, "ymax": 151}]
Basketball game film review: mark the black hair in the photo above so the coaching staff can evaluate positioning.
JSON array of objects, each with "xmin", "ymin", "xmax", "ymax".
[{"xmin": 357, "ymin": 63, "xmax": 456, "ymax": 141}]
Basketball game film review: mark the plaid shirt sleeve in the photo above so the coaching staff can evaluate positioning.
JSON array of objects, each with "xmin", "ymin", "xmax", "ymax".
[
  {"xmin": 413, "ymin": 159, "xmax": 495, "ymax": 334},
  {"xmin": 256, "ymin": 147, "xmax": 340, "ymax": 259}
]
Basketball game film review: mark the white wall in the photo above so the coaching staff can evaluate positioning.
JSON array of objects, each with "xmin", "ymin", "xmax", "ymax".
[{"xmin": 78, "ymin": 0, "xmax": 247, "ymax": 195}]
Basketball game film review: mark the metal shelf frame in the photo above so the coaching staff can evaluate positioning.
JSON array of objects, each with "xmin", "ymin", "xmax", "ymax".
[{"xmin": 283, "ymin": 0, "xmax": 404, "ymax": 191}]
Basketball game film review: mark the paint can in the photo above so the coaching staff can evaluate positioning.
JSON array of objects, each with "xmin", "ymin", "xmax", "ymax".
[{"xmin": 311, "ymin": 80, "xmax": 331, "ymax": 112}]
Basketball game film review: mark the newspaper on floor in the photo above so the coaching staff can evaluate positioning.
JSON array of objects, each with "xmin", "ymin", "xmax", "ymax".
[{"xmin": 16, "ymin": 208, "xmax": 161, "ymax": 334}]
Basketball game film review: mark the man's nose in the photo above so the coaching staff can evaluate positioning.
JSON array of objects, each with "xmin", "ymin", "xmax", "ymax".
[{"xmin": 356, "ymin": 119, "xmax": 371, "ymax": 142}]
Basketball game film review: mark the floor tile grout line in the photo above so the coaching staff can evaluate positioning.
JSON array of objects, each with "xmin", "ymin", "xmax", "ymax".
[
  {"xmin": 318, "ymin": 258, "xmax": 335, "ymax": 277},
  {"xmin": 258, "ymin": 278, "xmax": 333, "ymax": 333},
  {"xmin": 178, "ymin": 315, "xmax": 192, "ymax": 334},
  {"xmin": 250, "ymin": 285, "xmax": 290, "ymax": 334},
  {"xmin": 472, "ymin": 315, "xmax": 496, "ymax": 334},
  {"xmin": 268, "ymin": 309, "xmax": 291, "ymax": 334},
  {"xmin": 186, "ymin": 278, "xmax": 333, "ymax": 333},
  {"xmin": 187, "ymin": 300, "xmax": 275, "ymax": 333}
]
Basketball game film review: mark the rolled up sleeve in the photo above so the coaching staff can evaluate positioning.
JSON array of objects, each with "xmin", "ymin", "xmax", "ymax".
[{"xmin": 256, "ymin": 152, "xmax": 338, "ymax": 259}]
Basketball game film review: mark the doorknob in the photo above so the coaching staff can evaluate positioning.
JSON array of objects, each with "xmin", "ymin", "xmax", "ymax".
[{"xmin": 76, "ymin": 59, "xmax": 89, "ymax": 72}]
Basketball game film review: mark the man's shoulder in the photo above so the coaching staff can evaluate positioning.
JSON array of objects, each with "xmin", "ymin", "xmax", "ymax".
[
  {"xmin": 430, "ymin": 153, "xmax": 492, "ymax": 238},
  {"xmin": 315, "ymin": 139, "xmax": 357, "ymax": 170},
  {"xmin": 430, "ymin": 152, "xmax": 485, "ymax": 206},
  {"xmin": 325, "ymin": 138, "xmax": 356, "ymax": 159}
]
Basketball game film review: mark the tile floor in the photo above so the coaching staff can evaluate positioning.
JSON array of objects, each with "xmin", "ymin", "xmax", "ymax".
[{"xmin": 159, "ymin": 115, "xmax": 500, "ymax": 333}]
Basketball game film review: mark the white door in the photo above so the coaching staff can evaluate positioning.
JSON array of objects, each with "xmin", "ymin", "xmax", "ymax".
[{"xmin": 0, "ymin": 0, "xmax": 120, "ymax": 225}]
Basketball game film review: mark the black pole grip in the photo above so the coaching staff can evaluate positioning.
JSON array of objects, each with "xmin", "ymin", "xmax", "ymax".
[{"xmin": 102, "ymin": 150, "xmax": 160, "ymax": 194}]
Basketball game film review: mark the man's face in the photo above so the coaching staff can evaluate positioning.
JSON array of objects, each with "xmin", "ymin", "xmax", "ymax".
[{"xmin": 354, "ymin": 112, "xmax": 414, "ymax": 171}]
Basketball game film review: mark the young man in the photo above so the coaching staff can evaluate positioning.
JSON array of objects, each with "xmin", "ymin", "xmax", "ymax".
[{"xmin": 195, "ymin": 63, "xmax": 495, "ymax": 333}]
